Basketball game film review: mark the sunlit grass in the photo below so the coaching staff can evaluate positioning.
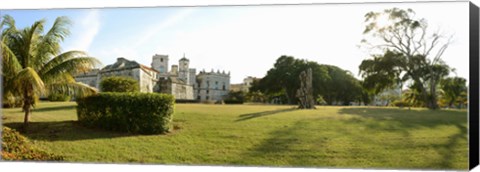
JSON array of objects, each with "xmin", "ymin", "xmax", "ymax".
[{"xmin": 2, "ymin": 102, "xmax": 468, "ymax": 170}]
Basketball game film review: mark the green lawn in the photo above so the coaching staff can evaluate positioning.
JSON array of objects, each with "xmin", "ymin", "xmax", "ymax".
[{"xmin": 1, "ymin": 101, "xmax": 468, "ymax": 170}]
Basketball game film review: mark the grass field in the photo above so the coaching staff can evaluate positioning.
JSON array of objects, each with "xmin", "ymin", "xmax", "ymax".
[{"xmin": 1, "ymin": 101, "xmax": 468, "ymax": 170}]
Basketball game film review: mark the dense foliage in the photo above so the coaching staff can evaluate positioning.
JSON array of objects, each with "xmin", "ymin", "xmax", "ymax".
[
  {"xmin": 359, "ymin": 8, "xmax": 453, "ymax": 109},
  {"xmin": 100, "ymin": 76, "xmax": 139, "ymax": 92},
  {"xmin": 76, "ymin": 92, "xmax": 175, "ymax": 134},
  {"xmin": 1, "ymin": 127, "xmax": 64, "ymax": 161},
  {"xmin": 1, "ymin": 15, "xmax": 100, "ymax": 131},
  {"xmin": 439, "ymin": 77, "xmax": 468, "ymax": 108},
  {"xmin": 224, "ymin": 91, "xmax": 245, "ymax": 104},
  {"xmin": 251, "ymin": 55, "xmax": 363, "ymax": 105}
]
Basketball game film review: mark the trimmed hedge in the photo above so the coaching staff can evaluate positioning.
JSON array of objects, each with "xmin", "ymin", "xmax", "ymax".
[
  {"xmin": 1, "ymin": 127, "xmax": 64, "ymax": 161},
  {"xmin": 76, "ymin": 92, "xmax": 175, "ymax": 134}
]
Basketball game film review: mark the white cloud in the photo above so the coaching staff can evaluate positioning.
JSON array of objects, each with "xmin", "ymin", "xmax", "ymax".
[
  {"xmin": 133, "ymin": 8, "xmax": 194, "ymax": 49},
  {"xmin": 64, "ymin": 9, "xmax": 101, "ymax": 52}
]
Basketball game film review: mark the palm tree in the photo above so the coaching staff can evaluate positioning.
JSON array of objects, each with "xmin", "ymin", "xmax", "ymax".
[{"xmin": 1, "ymin": 15, "xmax": 101, "ymax": 131}]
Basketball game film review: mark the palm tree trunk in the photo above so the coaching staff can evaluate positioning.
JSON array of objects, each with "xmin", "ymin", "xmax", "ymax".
[
  {"xmin": 22, "ymin": 88, "xmax": 32, "ymax": 132},
  {"xmin": 23, "ymin": 105, "xmax": 31, "ymax": 132}
]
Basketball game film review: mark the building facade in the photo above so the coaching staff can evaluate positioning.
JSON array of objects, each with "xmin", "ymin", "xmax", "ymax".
[
  {"xmin": 229, "ymin": 76, "xmax": 258, "ymax": 92},
  {"xmin": 75, "ymin": 54, "xmax": 230, "ymax": 102},
  {"xmin": 75, "ymin": 58, "xmax": 158, "ymax": 93},
  {"xmin": 195, "ymin": 70, "xmax": 230, "ymax": 102}
]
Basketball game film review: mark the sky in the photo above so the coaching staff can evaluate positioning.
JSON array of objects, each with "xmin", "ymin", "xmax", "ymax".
[{"xmin": 0, "ymin": 1, "xmax": 470, "ymax": 84}]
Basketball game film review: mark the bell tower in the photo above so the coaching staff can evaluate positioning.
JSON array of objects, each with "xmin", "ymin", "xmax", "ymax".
[
  {"xmin": 179, "ymin": 53, "xmax": 190, "ymax": 83},
  {"xmin": 152, "ymin": 54, "xmax": 169, "ymax": 75}
]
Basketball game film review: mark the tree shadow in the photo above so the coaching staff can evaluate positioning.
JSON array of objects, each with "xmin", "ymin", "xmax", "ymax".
[
  {"xmin": 337, "ymin": 108, "xmax": 467, "ymax": 129},
  {"xmin": 338, "ymin": 107, "xmax": 468, "ymax": 169},
  {"xmin": 431, "ymin": 124, "xmax": 468, "ymax": 169},
  {"xmin": 230, "ymin": 120, "xmax": 323, "ymax": 166},
  {"xmin": 3, "ymin": 120, "xmax": 176, "ymax": 142},
  {"xmin": 235, "ymin": 108, "xmax": 298, "ymax": 122},
  {"xmin": 32, "ymin": 105, "xmax": 77, "ymax": 112}
]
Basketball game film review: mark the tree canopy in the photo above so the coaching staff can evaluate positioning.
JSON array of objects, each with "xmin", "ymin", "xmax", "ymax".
[
  {"xmin": 1, "ymin": 15, "xmax": 101, "ymax": 131},
  {"xmin": 251, "ymin": 55, "xmax": 362, "ymax": 105},
  {"xmin": 440, "ymin": 76, "xmax": 467, "ymax": 108},
  {"xmin": 359, "ymin": 8, "xmax": 453, "ymax": 110}
]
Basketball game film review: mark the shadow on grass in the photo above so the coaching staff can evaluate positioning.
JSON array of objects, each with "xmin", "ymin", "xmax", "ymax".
[
  {"xmin": 233, "ymin": 107, "xmax": 468, "ymax": 169},
  {"xmin": 338, "ymin": 107, "xmax": 466, "ymax": 129},
  {"xmin": 231, "ymin": 120, "xmax": 322, "ymax": 166},
  {"xmin": 235, "ymin": 108, "xmax": 298, "ymax": 122},
  {"xmin": 32, "ymin": 105, "xmax": 77, "ymax": 112},
  {"xmin": 432, "ymin": 124, "xmax": 468, "ymax": 169},
  {"xmin": 4, "ymin": 121, "xmax": 135, "ymax": 141},
  {"xmin": 338, "ymin": 107, "xmax": 468, "ymax": 169}
]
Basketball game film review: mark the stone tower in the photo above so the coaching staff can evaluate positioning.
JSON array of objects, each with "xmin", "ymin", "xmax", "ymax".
[
  {"xmin": 151, "ymin": 54, "xmax": 169, "ymax": 75},
  {"xmin": 178, "ymin": 54, "xmax": 190, "ymax": 84}
]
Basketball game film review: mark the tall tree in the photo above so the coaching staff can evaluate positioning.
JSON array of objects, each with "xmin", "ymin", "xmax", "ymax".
[
  {"xmin": 1, "ymin": 15, "xmax": 100, "ymax": 131},
  {"xmin": 359, "ymin": 8, "xmax": 453, "ymax": 110},
  {"xmin": 253, "ymin": 56, "xmax": 362, "ymax": 105},
  {"xmin": 440, "ymin": 76, "xmax": 467, "ymax": 108}
]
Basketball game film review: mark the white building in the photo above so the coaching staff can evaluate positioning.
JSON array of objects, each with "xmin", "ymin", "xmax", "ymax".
[
  {"xmin": 151, "ymin": 54, "xmax": 196, "ymax": 100},
  {"xmin": 75, "ymin": 54, "xmax": 230, "ymax": 102},
  {"xmin": 75, "ymin": 57, "xmax": 158, "ymax": 93},
  {"xmin": 195, "ymin": 70, "xmax": 230, "ymax": 102},
  {"xmin": 230, "ymin": 76, "xmax": 258, "ymax": 93}
]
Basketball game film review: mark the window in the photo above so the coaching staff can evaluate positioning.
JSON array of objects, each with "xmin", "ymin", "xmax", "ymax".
[
  {"xmin": 206, "ymin": 96, "xmax": 209, "ymax": 100},
  {"xmin": 197, "ymin": 96, "xmax": 201, "ymax": 100},
  {"xmin": 160, "ymin": 58, "xmax": 163, "ymax": 62},
  {"xmin": 206, "ymin": 90, "xmax": 209, "ymax": 94},
  {"xmin": 223, "ymin": 85, "xmax": 226, "ymax": 90}
]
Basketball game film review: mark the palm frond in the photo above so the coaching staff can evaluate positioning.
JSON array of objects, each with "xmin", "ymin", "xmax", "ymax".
[
  {"xmin": 41, "ymin": 57, "xmax": 101, "ymax": 84},
  {"xmin": 1, "ymin": 15, "xmax": 17, "ymax": 33},
  {"xmin": 14, "ymin": 67, "xmax": 45, "ymax": 95},
  {"xmin": 46, "ymin": 81, "xmax": 98, "ymax": 98},
  {"xmin": 39, "ymin": 50, "xmax": 88, "ymax": 75},
  {"xmin": 34, "ymin": 16, "xmax": 72, "ymax": 69},
  {"xmin": 1, "ymin": 41, "xmax": 22, "ymax": 75},
  {"xmin": 14, "ymin": 19, "xmax": 45, "ymax": 68}
]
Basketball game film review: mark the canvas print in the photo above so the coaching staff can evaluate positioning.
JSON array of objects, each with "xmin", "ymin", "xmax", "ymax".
[{"xmin": 0, "ymin": 1, "xmax": 472, "ymax": 170}]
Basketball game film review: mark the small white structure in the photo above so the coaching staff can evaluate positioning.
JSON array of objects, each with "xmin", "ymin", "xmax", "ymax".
[
  {"xmin": 195, "ymin": 69, "xmax": 230, "ymax": 102},
  {"xmin": 230, "ymin": 76, "xmax": 258, "ymax": 93}
]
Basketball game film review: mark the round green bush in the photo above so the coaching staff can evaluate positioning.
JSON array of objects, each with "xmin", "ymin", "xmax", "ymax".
[{"xmin": 100, "ymin": 76, "xmax": 139, "ymax": 92}]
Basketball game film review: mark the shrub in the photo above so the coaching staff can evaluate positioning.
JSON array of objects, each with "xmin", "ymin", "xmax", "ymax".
[
  {"xmin": 392, "ymin": 100, "xmax": 410, "ymax": 108},
  {"xmin": 224, "ymin": 99, "xmax": 244, "ymax": 104},
  {"xmin": 100, "ymin": 76, "xmax": 139, "ymax": 92},
  {"xmin": 47, "ymin": 93, "xmax": 71, "ymax": 102},
  {"xmin": 1, "ymin": 127, "xmax": 64, "ymax": 161},
  {"xmin": 2, "ymin": 92, "xmax": 23, "ymax": 108},
  {"xmin": 76, "ymin": 92, "xmax": 175, "ymax": 134},
  {"xmin": 175, "ymin": 99, "xmax": 200, "ymax": 103}
]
